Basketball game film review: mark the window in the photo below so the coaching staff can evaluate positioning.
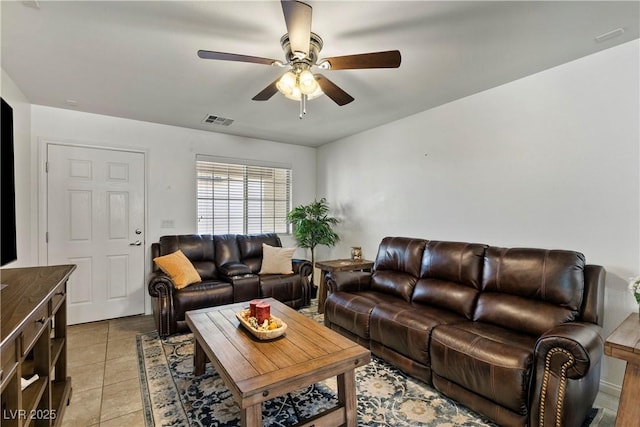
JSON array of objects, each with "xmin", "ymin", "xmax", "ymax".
[{"xmin": 196, "ymin": 156, "xmax": 292, "ymax": 234}]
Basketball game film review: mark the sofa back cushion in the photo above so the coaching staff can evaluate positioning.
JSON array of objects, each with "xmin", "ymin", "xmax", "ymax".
[
  {"xmin": 237, "ymin": 233, "xmax": 282, "ymax": 273},
  {"xmin": 476, "ymin": 247, "xmax": 585, "ymax": 336},
  {"xmin": 213, "ymin": 234, "xmax": 241, "ymax": 266},
  {"xmin": 371, "ymin": 237, "xmax": 426, "ymax": 302},
  {"xmin": 158, "ymin": 234, "xmax": 217, "ymax": 281},
  {"xmin": 412, "ymin": 241, "xmax": 487, "ymax": 318}
]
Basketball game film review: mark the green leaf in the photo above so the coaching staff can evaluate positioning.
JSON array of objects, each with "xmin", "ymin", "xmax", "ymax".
[{"xmin": 286, "ymin": 198, "xmax": 340, "ymax": 251}]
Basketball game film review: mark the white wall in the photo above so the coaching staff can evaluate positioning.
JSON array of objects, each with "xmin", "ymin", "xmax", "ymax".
[
  {"xmin": 317, "ymin": 39, "xmax": 640, "ymax": 393},
  {"xmin": 29, "ymin": 106, "xmax": 317, "ymax": 312},
  {"xmin": 30, "ymin": 106, "xmax": 316, "ymax": 242},
  {"xmin": 1, "ymin": 68, "xmax": 35, "ymax": 266}
]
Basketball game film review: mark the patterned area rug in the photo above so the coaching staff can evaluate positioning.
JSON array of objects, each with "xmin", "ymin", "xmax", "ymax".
[{"xmin": 137, "ymin": 303, "xmax": 615, "ymax": 427}]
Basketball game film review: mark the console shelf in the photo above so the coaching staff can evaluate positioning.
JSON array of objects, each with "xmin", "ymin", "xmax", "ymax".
[{"xmin": 1, "ymin": 265, "xmax": 76, "ymax": 427}]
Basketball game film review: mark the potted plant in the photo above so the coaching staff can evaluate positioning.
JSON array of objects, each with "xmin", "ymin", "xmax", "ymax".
[{"xmin": 287, "ymin": 198, "xmax": 340, "ymax": 290}]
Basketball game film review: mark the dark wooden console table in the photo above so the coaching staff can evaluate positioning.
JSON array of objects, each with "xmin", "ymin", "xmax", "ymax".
[
  {"xmin": 1, "ymin": 265, "xmax": 76, "ymax": 427},
  {"xmin": 315, "ymin": 259, "xmax": 374, "ymax": 314},
  {"xmin": 604, "ymin": 313, "xmax": 640, "ymax": 427}
]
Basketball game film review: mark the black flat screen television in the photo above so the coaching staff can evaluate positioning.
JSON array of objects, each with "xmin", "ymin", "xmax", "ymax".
[{"xmin": 1, "ymin": 97, "xmax": 17, "ymax": 266}]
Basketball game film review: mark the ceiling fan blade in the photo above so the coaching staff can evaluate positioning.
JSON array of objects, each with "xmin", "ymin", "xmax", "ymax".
[
  {"xmin": 198, "ymin": 50, "xmax": 279, "ymax": 66},
  {"xmin": 322, "ymin": 50, "xmax": 401, "ymax": 70},
  {"xmin": 315, "ymin": 74, "xmax": 354, "ymax": 106},
  {"xmin": 252, "ymin": 77, "xmax": 281, "ymax": 101},
  {"xmin": 281, "ymin": 0, "xmax": 312, "ymax": 57}
]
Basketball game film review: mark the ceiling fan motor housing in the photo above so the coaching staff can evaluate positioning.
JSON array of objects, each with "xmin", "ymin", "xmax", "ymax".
[{"xmin": 280, "ymin": 32, "xmax": 323, "ymax": 66}]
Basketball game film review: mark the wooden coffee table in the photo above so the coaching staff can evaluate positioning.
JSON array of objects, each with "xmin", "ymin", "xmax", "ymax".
[{"xmin": 185, "ymin": 298, "xmax": 371, "ymax": 427}]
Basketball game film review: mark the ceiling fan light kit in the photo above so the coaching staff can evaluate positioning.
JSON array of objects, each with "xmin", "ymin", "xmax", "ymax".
[
  {"xmin": 197, "ymin": 0, "xmax": 401, "ymax": 119},
  {"xmin": 275, "ymin": 68, "xmax": 323, "ymax": 101}
]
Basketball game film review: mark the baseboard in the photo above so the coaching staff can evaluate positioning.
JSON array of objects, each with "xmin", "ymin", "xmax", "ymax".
[{"xmin": 599, "ymin": 379, "xmax": 621, "ymax": 398}]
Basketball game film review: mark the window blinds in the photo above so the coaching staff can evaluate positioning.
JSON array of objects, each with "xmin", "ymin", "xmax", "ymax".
[{"xmin": 196, "ymin": 159, "xmax": 292, "ymax": 234}]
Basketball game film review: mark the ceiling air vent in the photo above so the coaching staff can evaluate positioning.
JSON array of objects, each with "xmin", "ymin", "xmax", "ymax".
[{"xmin": 202, "ymin": 114, "xmax": 234, "ymax": 126}]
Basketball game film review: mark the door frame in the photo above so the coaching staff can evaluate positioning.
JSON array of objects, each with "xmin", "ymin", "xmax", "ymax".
[{"xmin": 38, "ymin": 138, "xmax": 151, "ymax": 315}]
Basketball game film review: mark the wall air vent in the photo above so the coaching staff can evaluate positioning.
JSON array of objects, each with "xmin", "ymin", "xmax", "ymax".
[
  {"xmin": 21, "ymin": 1, "xmax": 41, "ymax": 9},
  {"xmin": 202, "ymin": 114, "xmax": 234, "ymax": 126}
]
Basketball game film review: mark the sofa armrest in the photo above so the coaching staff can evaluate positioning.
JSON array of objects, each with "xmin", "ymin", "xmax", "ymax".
[
  {"xmin": 326, "ymin": 271, "xmax": 372, "ymax": 294},
  {"xmin": 148, "ymin": 271, "xmax": 175, "ymax": 298},
  {"xmin": 530, "ymin": 322, "xmax": 604, "ymax": 426},
  {"xmin": 217, "ymin": 262, "xmax": 260, "ymax": 302},
  {"xmin": 218, "ymin": 262, "xmax": 252, "ymax": 280},
  {"xmin": 534, "ymin": 322, "xmax": 603, "ymax": 379},
  {"xmin": 292, "ymin": 259, "xmax": 312, "ymax": 278},
  {"xmin": 148, "ymin": 272, "xmax": 176, "ymax": 337},
  {"xmin": 229, "ymin": 273, "xmax": 260, "ymax": 302}
]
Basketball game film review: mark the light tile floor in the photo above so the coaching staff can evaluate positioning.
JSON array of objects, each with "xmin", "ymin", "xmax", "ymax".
[
  {"xmin": 61, "ymin": 314, "xmax": 155, "ymax": 427},
  {"xmin": 60, "ymin": 314, "xmax": 620, "ymax": 426}
]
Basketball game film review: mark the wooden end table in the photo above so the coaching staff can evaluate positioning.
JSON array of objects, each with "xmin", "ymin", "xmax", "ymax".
[
  {"xmin": 315, "ymin": 259, "xmax": 374, "ymax": 314},
  {"xmin": 604, "ymin": 313, "xmax": 640, "ymax": 426},
  {"xmin": 185, "ymin": 298, "xmax": 370, "ymax": 427}
]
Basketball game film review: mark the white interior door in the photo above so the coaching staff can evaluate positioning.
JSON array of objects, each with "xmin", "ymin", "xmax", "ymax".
[{"xmin": 47, "ymin": 144, "xmax": 145, "ymax": 324}]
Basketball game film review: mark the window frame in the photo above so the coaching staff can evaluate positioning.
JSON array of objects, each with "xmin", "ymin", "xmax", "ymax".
[{"xmin": 196, "ymin": 155, "xmax": 292, "ymax": 235}]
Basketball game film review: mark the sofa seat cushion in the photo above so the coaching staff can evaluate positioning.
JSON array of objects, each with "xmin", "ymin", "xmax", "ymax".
[
  {"xmin": 173, "ymin": 280, "xmax": 233, "ymax": 320},
  {"xmin": 430, "ymin": 321, "xmax": 536, "ymax": 415},
  {"xmin": 259, "ymin": 274, "xmax": 303, "ymax": 302},
  {"xmin": 370, "ymin": 303, "xmax": 467, "ymax": 366},
  {"xmin": 325, "ymin": 291, "xmax": 400, "ymax": 340}
]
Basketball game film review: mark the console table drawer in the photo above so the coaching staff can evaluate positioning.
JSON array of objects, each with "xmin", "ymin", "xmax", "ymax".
[
  {"xmin": 21, "ymin": 305, "xmax": 49, "ymax": 356},
  {"xmin": 50, "ymin": 281, "xmax": 66, "ymax": 314},
  {"xmin": 1, "ymin": 338, "xmax": 17, "ymax": 390}
]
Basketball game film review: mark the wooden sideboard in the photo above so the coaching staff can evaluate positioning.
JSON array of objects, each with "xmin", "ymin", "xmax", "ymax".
[
  {"xmin": 604, "ymin": 313, "xmax": 640, "ymax": 427},
  {"xmin": 1, "ymin": 265, "xmax": 76, "ymax": 427}
]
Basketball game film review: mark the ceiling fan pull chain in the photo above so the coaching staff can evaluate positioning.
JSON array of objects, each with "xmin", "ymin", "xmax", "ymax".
[{"xmin": 299, "ymin": 94, "xmax": 307, "ymax": 119}]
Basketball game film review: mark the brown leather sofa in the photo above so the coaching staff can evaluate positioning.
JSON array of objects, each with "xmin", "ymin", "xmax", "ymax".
[
  {"xmin": 148, "ymin": 233, "xmax": 312, "ymax": 337},
  {"xmin": 324, "ymin": 237, "xmax": 605, "ymax": 427}
]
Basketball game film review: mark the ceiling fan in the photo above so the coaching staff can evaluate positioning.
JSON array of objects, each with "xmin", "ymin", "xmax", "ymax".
[{"xmin": 197, "ymin": 0, "xmax": 401, "ymax": 118}]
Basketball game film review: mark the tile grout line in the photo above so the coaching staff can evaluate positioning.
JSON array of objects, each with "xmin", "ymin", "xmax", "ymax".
[
  {"xmin": 98, "ymin": 321, "xmax": 110, "ymax": 425},
  {"xmin": 99, "ymin": 318, "xmax": 149, "ymax": 425}
]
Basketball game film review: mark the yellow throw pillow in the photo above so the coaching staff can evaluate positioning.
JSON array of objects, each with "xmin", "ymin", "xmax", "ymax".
[
  {"xmin": 259, "ymin": 243, "xmax": 296, "ymax": 275},
  {"xmin": 153, "ymin": 249, "xmax": 202, "ymax": 289}
]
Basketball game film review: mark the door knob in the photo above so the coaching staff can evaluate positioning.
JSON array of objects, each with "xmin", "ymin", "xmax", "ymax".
[
  {"xmin": 135, "ymin": 228, "xmax": 142, "ymax": 235},
  {"xmin": 129, "ymin": 240, "xmax": 142, "ymax": 246}
]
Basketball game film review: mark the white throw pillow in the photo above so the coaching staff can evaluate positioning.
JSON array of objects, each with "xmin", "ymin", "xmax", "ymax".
[{"xmin": 259, "ymin": 243, "xmax": 296, "ymax": 275}]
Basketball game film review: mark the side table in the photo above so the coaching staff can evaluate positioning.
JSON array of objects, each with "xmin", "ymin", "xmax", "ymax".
[
  {"xmin": 604, "ymin": 313, "xmax": 640, "ymax": 427},
  {"xmin": 315, "ymin": 259, "xmax": 374, "ymax": 314}
]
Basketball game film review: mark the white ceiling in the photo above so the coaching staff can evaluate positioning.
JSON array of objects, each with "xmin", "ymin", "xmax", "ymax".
[{"xmin": 2, "ymin": 1, "xmax": 638, "ymax": 147}]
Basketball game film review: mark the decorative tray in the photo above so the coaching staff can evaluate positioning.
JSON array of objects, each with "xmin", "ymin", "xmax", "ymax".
[{"xmin": 236, "ymin": 309, "xmax": 287, "ymax": 340}]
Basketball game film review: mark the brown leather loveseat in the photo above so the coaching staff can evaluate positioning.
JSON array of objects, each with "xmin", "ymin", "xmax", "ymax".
[
  {"xmin": 148, "ymin": 233, "xmax": 312, "ymax": 337},
  {"xmin": 324, "ymin": 237, "xmax": 605, "ymax": 427}
]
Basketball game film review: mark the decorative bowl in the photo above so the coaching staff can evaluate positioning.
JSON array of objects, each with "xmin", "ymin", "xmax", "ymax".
[{"xmin": 236, "ymin": 309, "xmax": 287, "ymax": 340}]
